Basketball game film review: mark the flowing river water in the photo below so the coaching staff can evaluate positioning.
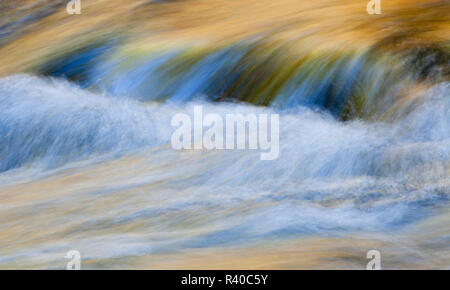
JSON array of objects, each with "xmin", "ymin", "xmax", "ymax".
[{"xmin": 0, "ymin": 0, "xmax": 448, "ymax": 269}]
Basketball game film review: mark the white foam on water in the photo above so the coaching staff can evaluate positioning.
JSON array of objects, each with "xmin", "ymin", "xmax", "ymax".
[{"xmin": 0, "ymin": 75, "xmax": 448, "ymax": 266}]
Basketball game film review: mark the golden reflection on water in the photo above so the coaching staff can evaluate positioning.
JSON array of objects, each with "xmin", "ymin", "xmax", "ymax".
[
  {"xmin": 0, "ymin": 0, "xmax": 448, "ymax": 76},
  {"xmin": 0, "ymin": 152, "xmax": 448, "ymax": 269},
  {"xmin": 0, "ymin": 0, "xmax": 449, "ymax": 269}
]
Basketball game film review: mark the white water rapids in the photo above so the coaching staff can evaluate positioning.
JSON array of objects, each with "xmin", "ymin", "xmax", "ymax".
[{"xmin": 0, "ymin": 75, "xmax": 448, "ymax": 268}]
